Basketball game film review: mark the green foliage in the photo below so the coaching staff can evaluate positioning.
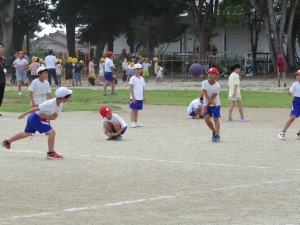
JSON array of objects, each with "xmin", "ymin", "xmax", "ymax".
[{"xmin": 1, "ymin": 88, "xmax": 293, "ymax": 114}]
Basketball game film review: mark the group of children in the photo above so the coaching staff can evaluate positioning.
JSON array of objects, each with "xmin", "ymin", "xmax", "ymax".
[{"xmin": 2, "ymin": 58, "xmax": 300, "ymax": 158}]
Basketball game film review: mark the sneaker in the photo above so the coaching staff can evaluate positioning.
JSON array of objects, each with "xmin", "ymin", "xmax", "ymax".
[
  {"xmin": 295, "ymin": 133, "xmax": 300, "ymax": 140},
  {"xmin": 131, "ymin": 122, "xmax": 137, "ymax": 128},
  {"xmin": 212, "ymin": 134, "xmax": 220, "ymax": 142},
  {"xmin": 277, "ymin": 131, "xmax": 286, "ymax": 140},
  {"xmin": 227, "ymin": 117, "xmax": 234, "ymax": 121},
  {"xmin": 136, "ymin": 122, "xmax": 143, "ymax": 127},
  {"xmin": 46, "ymin": 151, "xmax": 63, "ymax": 159},
  {"xmin": 117, "ymin": 135, "xmax": 123, "ymax": 140},
  {"xmin": 111, "ymin": 93, "xmax": 118, "ymax": 96},
  {"xmin": 1, "ymin": 140, "xmax": 11, "ymax": 150},
  {"xmin": 18, "ymin": 92, "xmax": 22, "ymax": 95},
  {"xmin": 240, "ymin": 117, "xmax": 249, "ymax": 122},
  {"xmin": 103, "ymin": 93, "xmax": 108, "ymax": 96},
  {"xmin": 107, "ymin": 136, "xmax": 118, "ymax": 140}
]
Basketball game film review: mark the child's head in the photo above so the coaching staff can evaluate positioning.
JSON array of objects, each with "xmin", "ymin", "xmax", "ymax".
[
  {"xmin": 278, "ymin": 55, "xmax": 283, "ymax": 60},
  {"xmin": 200, "ymin": 93, "xmax": 204, "ymax": 103},
  {"xmin": 133, "ymin": 63, "xmax": 142, "ymax": 75},
  {"xmin": 207, "ymin": 67, "xmax": 219, "ymax": 82},
  {"xmin": 32, "ymin": 56, "xmax": 38, "ymax": 62},
  {"xmin": 106, "ymin": 51, "xmax": 113, "ymax": 58},
  {"xmin": 295, "ymin": 69, "xmax": 300, "ymax": 81},
  {"xmin": 37, "ymin": 66, "xmax": 48, "ymax": 80},
  {"xmin": 99, "ymin": 106, "xmax": 112, "ymax": 119},
  {"xmin": 55, "ymin": 87, "xmax": 73, "ymax": 103},
  {"xmin": 230, "ymin": 63, "xmax": 241, "ymax": 73}
]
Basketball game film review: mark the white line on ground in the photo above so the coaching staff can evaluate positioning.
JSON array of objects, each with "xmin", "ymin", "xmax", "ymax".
[
  {"xmin": 2, "ymin": 149, "xmax": 300, "ymax": 172},
  {"xmin": 0, "ymin": 178, "xmax": 297, "ymax": 223}
]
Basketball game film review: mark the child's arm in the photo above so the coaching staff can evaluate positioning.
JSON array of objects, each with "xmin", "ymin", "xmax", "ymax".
[
  {"xmin": 18, "ymin": 106, "xmax": 39, "ymax": 119},
  {"xmin": 47, "ymin": 93, "xmax": 53, "ymax": 99},
  {"xmin": 39, "ymin": 113, "xmax": 58, "ymax": 121},
  {"xmin": 232, "ymin": 84, "xmax": 237, "ymax": 97},
  {"xmin": 143, "ymin": 87, "xmax": 146, "ymax": 103},
  {"xmin": 29, "ymin": 91, "xmax": 37, "ymax": 108},
  {"xmin": 130, "ymin": 84, "xmax": 136, "ymax": 103}
]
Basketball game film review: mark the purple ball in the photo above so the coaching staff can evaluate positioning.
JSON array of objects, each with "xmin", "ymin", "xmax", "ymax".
[{"xmin": 189, "ymin": 63, "xmax": 203, "ymax": 77}]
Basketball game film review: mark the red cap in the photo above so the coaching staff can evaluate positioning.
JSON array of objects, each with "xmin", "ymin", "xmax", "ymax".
[
  {"xmin": 295, "ymin": 69, "xmax": 300, "ymax": 75},
  {"xmin": 99, "ymin": 106, "xmax": 112, "ymax": 117},
  {"xmin": 200, "ymin": 93, "xmax": 205, "ymax": 99},
  {"xmin": 18, "ymin": 51, "xmax": 24, "ymax": 54},
  {"xmin": 207, "ymin": 67, "xmax": 219, "ymax": 75},
  {"xmin": 106, "ymin": 51, "xmax": 113, "ymax": 57},
  {"xmin": 278, "ymin": 55, "xmax": 283, "ymax": 60}
]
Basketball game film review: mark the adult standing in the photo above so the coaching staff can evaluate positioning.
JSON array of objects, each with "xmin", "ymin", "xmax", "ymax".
[
  {"xmin": 103, "ymin": 51, "xmax": 117, "ymax": 96},
  {"xmin": 45, "ymin": 49, "xmax": 59, "ymax": 86},
  {"xmin": 13, "ymin": 51, "xmax": 28, "ymax": 95},
  {"xmin": 0, "ymin": 43, "xmax": 6, "ymax": 116}
]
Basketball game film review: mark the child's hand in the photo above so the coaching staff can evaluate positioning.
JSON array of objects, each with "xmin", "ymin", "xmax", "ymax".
[{"xmin": 18, "ymin": 113, "xmax": 26, "ymax": 119}]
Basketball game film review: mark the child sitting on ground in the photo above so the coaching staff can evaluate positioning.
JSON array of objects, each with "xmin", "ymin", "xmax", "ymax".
[
  {"xmin": 99, "ymin": 106, "xmax": 127, "ymax": 140},
  {"xmin": 187, "ymin": 93, "xmax": 204, "ymax": 118}
]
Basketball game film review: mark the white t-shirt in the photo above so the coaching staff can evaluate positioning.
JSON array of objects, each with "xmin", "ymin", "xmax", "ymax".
[
  {"xmin": 154, "ymin": 62, "xmax": 158, "ymax": 74},
  {"xmin": 187, "ymin": 98, "xmax": 202, "ymax": 114},
  {"xmin": 129, "ymin": 75, "xmax": 145, "ymax": 100},
  {"xmin": 228, "ymin": 72, "xmax": 241, "ymax": 98},
  {"xmin": 35, "ymin": 98, "xmax": 63, "ymax": 116},
  {"xmin": 45, "ymin": 55, "xmax": 57, "ymax": 69},
  {"xmin": 105, "ymin": 58, "xmax": 114, "ymax": 72},
  {"xmin": 122, "ymin": 61, "xmax": 128, "ymax": 70},
  {"xmin": 142, "ymin": 62, "xmax": 151, "ymax": 71},
  {"xmin": 14, "ymin": 58, "xmax": 28, "ymax": 74},
  {"xmin": 201, "ymin": 80, "xmax": 220, "ymax": 107},
  {"xmin": 290, "ymin": 81, "xmax": 300, "ymax": 97},
  {"xmin": 101, "ymin": 113, "xmax": 127, "ymax": 132},
  {"xmin": 28, "ymin": 78, "xmax": 51, "ymax": 105}
]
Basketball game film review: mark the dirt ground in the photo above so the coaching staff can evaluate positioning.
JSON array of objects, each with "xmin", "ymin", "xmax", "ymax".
[{"xmin": 0, "ymin": 77, "xmax": 300, "ymax": 225}]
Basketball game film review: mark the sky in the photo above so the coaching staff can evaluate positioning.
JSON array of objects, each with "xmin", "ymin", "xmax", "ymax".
[{"xmin": 36, "ymin": 23, "xmax": 65, "ymax": 37}]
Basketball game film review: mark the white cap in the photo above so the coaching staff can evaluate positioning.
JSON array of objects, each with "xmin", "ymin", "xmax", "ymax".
[
  {"xmin": 133, "ymin": 63, "xmax": 142, "ymax": 69},
  {"xmin": 37, "ymin": 66, "xmax": 48, "ymax": 74},
  {"xmin": 55, "ymin": 87, "xmax": 73, "ymax": 98}
]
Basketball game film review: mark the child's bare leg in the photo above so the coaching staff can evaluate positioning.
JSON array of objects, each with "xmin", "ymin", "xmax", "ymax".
[
  {"xmin": 214, "ymin": 117, "xmax": 220, "ymax": 134},
  {"xmin": 46, "ymin": 129, "xmax": 55, "ymax": 152},
  {"xmin": 237, "ymin": 100, "xmax": 244, "ymax": 118},
  {"xmin": 103, "ymin": 80, "xmax": 108, "ymax": 94},
  {"xmin": 204, "ymin": 115, "xmax": 216, "ymax": 133},
  {"xmin": 8, "ymin": 132, "xmax": 31, "ymax": 143},
  {"xmin": 131, "ymin": 109, "xmax": 138, "ymax": 122},
  {"xmin": 282, "ymin": 115, "xmax": 296, "ymax": 132},
  {"xmin": 228, "ymin": 101, "xmax": 235, "ymax": 118},
  {"xmin": 112, "ymin": 121, "xmax": 121, "ymax": 131}
]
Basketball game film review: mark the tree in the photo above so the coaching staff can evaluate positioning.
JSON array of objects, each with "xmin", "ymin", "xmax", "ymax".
[
  {"xmin": 12, "ymin": 0, "xmax": 51, "ymax": 55},
  {"xmin": 218, "ymin": 0, "xmax": 263, "ymax": 75},
  {"xmin": 0, "ymin": 0, "xmax": 15, "ymax": 57},
  {"xmin": 186, "ymin": 0, "xmax": 220, "ymax": 61},
  {"xmin": 250, "ymin": 0, "xmax": 300, "ymax": 71}
]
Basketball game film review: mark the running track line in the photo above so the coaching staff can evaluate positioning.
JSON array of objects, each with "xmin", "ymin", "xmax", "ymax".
[{"xmin": 0, "ymin": 178, "xmax": 297, "ymax": 223}]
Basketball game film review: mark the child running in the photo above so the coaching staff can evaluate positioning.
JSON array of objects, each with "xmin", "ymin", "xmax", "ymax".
[
  {"xmin": 1, "ymin": 87, "xmax": 73, "ymax": 159},
  {"xmin": 99, "ymin": 105, "xmax": 127, "ymax": 140},
  {"xmin": 278, "ymin": 69, "xmax": 300, "ymax": 140},
  {"xmin": 202, "ymin": 67, "xmax": 221, "ymax": 142}
]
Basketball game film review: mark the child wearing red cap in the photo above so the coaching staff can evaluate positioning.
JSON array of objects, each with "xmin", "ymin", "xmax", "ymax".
[
  {"xmin": 278, "ymin": 69, "xmax": 300, "ymax": 140},
  {"xmin": 202, "ymin": 67, "xmax": 221, "ymax": 142},
  {"xmin": 277, "ymin": 54, "xmax": 286, "ymax": 87},
  {"xmin": 99, "ymin": 106, "xmax": 127, "ymax": 140}
]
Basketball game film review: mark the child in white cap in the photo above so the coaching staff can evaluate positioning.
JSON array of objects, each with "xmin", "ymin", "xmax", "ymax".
[{"xmin": 1, "ymin": 87, "xmax": 73, "ymax": 159}]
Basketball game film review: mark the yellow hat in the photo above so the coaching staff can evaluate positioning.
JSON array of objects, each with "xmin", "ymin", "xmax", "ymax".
[
  {"xmin": 101, "ymin": 58, "xmax": 105, "ymax": 62},
  {"xmin": 72, "ymin": 58, "xmax": 78, "ymax": 63},
  {"xmin": 32, "ymin": 56, "xmax": 38, "ymax": 62},
  {"xmin": 39, "ymin": 58, "xmax": 44, "ymax": 63},
  {"xmin": 67, "ymin": 57, "xmax": 72, "ymax": 62},
  {"xmin": 129, "ymin": 62, "xmax": 134, "ymax": 67},
  {"xmin": 79, "ymin": 60, "xmax": 84, "ymax": 64},
  {"xmin": 153, "ymin": 57, "xmax": 158, "ymax": 61},
  {"xmin": 144, "ymin": 58, "xmax": 148, "ymax": 61}
]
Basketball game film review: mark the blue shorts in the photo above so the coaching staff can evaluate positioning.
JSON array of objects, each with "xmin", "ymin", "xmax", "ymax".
[
  {"xmin": 16, "ymin": 73, "xmax": 27, "ymax": 82},
  {"xmin": 189, "ymin": 110, "xmax": 195, "ymax": 116},
  {"xmin": 104, "ymin": 72, "xmax": 114, "ymax": 81},
  {"xmin": 113, "ymin": 126, "xmax": 127, "ymax": 134},
  {"xmin": 73, "ymin": 72, "xmax": 81, "ymax": 81},
  {"xmin": 24, "ymin": 113, "xmax": 52, "ymax": 134},
  {"xmin": 129, "ymin": 100, "xmax": 143, "ymax": 110},
  {"xmin": 291, "ymin": 97, "xmax": 300, "ymax": 117},
  {"xmin": 204, "ymin": 105, "xmax": 221, "ymax": 118}
]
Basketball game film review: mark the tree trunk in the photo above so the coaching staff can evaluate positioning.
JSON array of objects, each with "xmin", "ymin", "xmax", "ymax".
[
  {"xmin": 95, "ymin": 38, "xmax": 106, "ymax": 65},
  {"xmin": 66, "ymin": 23, "xmax": 76, "ymax": 57},
  {"xmin": 0, "ymin": 0, "xmax": 15, "ymax": 57}
]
